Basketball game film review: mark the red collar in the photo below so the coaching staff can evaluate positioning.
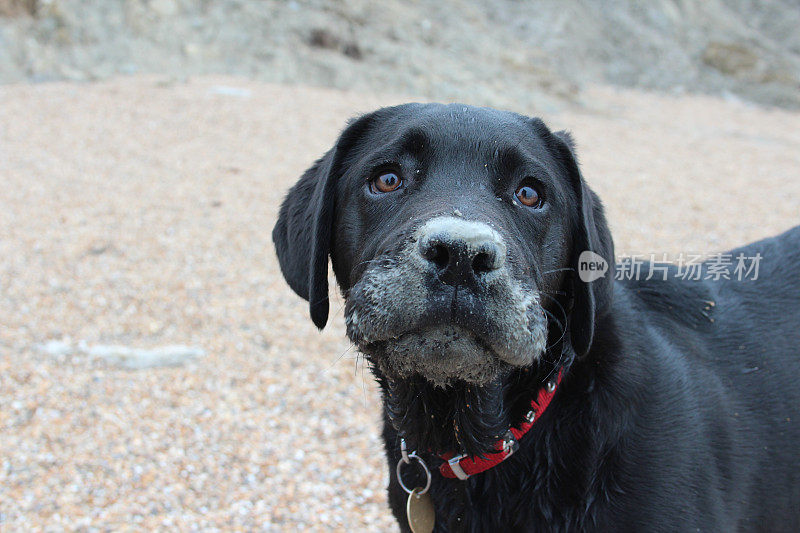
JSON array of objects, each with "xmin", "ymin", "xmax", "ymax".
[{"xmin": 438, "ymin": 368, "xmax": 564, "ymax": 480}]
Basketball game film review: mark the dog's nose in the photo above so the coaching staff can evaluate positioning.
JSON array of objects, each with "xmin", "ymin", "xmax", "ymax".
[{"xmin": 417, "ymin": 217, "xmax": 506, "ymax": 285}]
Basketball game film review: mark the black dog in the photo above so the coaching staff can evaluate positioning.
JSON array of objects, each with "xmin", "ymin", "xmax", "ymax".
[{"xmin": 273, "ymin": 103, "xmax": 800, "ymax": 531}]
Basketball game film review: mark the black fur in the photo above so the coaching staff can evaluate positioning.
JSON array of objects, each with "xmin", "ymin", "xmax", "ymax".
[{"xmin": 273, "ymin": 103, "xmax": 800, "ymax": 531}]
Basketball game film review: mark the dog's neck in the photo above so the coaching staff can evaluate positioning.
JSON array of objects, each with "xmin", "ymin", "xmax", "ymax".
[
  {"xmin": 370, "ymin": 351, "xmax": 572, "ymax": 458},
  {"xmin": 377, "ymin": 310, "xmax": 646, "ymax": 529}
]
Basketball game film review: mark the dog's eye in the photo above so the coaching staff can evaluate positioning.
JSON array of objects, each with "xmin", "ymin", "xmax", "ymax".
[
  {"xmin": 515, "ymin": 183, "xmax": 543, "ymax": 208},
  {"xmin": 370, "ymin": 172, "xmax": 403, "ymax": 194}
]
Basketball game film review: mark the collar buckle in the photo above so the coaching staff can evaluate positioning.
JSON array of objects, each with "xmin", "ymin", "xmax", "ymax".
[{"xmin": 447, "ymin": 454, "xmax": 470, "ymax": 480}]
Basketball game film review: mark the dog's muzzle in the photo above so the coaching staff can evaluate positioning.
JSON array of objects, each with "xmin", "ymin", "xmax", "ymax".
[{"xmin": 345, "ymin": 216, "xmax": 547, "ymax": 386}]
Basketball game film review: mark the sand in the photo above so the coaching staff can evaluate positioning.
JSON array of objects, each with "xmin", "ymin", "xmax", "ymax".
[{"xmin": 1, "ymin": 76, "xmax": 798, "ymax": 530}]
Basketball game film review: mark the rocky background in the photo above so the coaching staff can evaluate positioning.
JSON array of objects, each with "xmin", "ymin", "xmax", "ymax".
[{"xmin": 1, "ymin": 0, "xmax": 799, "ymax": 109}]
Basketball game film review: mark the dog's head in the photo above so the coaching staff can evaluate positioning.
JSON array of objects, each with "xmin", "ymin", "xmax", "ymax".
[
  {"xmin": 273, "ymin": 104, "xmax": 614, "ymax": 454},
  {"xmin": 274, "ymin": 104, "xmax": 614, "ymax": 450}
]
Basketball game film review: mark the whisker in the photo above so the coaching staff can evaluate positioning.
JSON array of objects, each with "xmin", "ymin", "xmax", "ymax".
[
  {"xmin": 538, "ymin": 292, "xmax": 569, "ymax": 357},
  {"xmin": 320, "ymin": 342, "xmax": 356, "ymax": 375},
  {"xmin": 540, "ymin": 267, "xmax": 576, "ymax": 276},
  {"xmin": 538, "ymin": 288, "xmax": 567, "ymax": 297},
  {"xmin": 539, "ymin": 292, "xmax": 568, "ymax": 322},
  {"xmin": 542, "ymin": 308, "xmax": 567, "ymax": 351}
]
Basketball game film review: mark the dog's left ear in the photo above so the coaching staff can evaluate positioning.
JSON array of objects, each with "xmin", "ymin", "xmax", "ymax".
[
  {"xmin": 272, "ymin": 113, "xmax": 374, "ymax": 329},
  {"xmin": 551, "ymin": 129, "xmax": 615, "ymax": 357}
]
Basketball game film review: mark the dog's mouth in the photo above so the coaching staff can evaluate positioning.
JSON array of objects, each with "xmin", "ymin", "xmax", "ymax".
[
  {"xmin": 363, "ymin": 324, "xmax": 511, "ymax": 387},
  {"xmin": 348, "ymin": 294, "xmax": 549, "ymax": 387}
]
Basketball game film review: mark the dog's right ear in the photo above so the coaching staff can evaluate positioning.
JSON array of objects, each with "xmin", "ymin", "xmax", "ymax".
[{"xmin": 272, "ymin": 113, "xmax": 374, "ymax": 330}]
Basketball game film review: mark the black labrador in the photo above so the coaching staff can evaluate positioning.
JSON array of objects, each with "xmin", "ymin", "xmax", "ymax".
[{"xmin": 273, "ymin": 103, "xmax": 800, "ymax": 531}]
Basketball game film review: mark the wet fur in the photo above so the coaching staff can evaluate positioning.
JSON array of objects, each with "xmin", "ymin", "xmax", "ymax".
[{"xmin": 345, "ymin": 225, "xmax": 547, "ymax": 387}]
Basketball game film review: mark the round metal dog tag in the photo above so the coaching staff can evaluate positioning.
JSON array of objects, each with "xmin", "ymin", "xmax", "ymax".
[{"xmin": 407, "ymin": 487, "xmax": 435, "ymax": 533}]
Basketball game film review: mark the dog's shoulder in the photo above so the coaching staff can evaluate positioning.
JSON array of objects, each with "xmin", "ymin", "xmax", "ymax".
[
  {"xmin": 615, "ymin": 264, "xmax": 717, "ymax": 331},
  {"xmin": 614, "ymin": 224, "xmax": 800, "ymax": 329},
  {"xmin": 723, "ymin": 224, "xmax": 800, "ymax": 284}
]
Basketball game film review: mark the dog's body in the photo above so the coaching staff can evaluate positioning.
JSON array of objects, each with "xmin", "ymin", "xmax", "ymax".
[
  {"xmin": 273, "ymin": 103, "xmax": 800, "ymax": 531},
  {"xmin": 381, "ymin": 229, "xmax": 800, "ymax": 532}
]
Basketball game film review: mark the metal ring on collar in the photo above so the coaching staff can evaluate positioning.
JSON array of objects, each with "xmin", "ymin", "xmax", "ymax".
[{"xmin": 396, "ymin": 450, "xmax": 432, "ymax": 495}]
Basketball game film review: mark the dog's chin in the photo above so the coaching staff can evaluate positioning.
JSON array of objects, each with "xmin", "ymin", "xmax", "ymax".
[{"xmin": 364, "ymin": 325, "xmax": 518, "ymax": 387}]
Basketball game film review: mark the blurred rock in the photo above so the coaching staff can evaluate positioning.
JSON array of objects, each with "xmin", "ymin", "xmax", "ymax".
[
  {"xmin": 308, "ymin": 27, "xmax": 363, "ymax": 60},
  {"xmin": 308, "ymin": 27, "xmax": 339, "ymax": 50},
  {"xmin": 0, "ymin": 0, "xmax": 36, "ymax": 17},
  {"xmin": 342, "ymin": 42, "xmax": 362, "ymax": 61},
  {"xmin": 37, "ymin": 338, "xmax": 72, "ymax": 356},
  {"xmin": 84, "ymin": 344, "xmax": 205, "ymax": 369},
  {"xmin": 149, "ymin": 0, "xmax": 178, "ymax": 17},
  {"xmin": 36, "ymin": 339, "xmax": 206, "ymax": 369},
  {"xmin": 209, "ymin": 85, "xmax": 252, "ymax": 98},
  {"xmin": 703, "ymin": 42, "xmax": 760, "ymax": 77}
]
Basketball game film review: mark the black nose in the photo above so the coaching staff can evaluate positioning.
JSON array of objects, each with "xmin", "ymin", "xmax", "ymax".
[{"xmin": 417, "ymin": 218, "xmax": 506, "ymax": 285}]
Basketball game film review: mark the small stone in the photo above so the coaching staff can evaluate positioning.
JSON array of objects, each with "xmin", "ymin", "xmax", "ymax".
[
  {"xmin": 37, "ymin": 339, "xmax": 73, "ymax": 356},
  {"xmin": 308, "ymin": 28, "xmax": 339, "ymax": 50},
  {"xmin": 209, "ymin": 86, "xmax": 252, "ymax": 98},
  {"xmin": 702, "ymin": 42, "xmax": 760, "ymax": 76},
  {"xmin": 148, "ymin": 0, "xmax": 178, "ymax": 17}
]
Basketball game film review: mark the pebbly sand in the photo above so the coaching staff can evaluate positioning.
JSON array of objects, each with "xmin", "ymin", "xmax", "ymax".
[{"xmin": 1, "ymin": 76, "xmax": 799, "ymax": 530}]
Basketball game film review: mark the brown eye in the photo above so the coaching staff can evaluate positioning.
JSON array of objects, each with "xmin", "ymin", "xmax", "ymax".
[
  {"xmin": 515, "ymin": 183, "xmax": 542, "ymax": 207},
  {"xmin": 370, "ymin": 172, "xmax": 403, "ymax": 193}
]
